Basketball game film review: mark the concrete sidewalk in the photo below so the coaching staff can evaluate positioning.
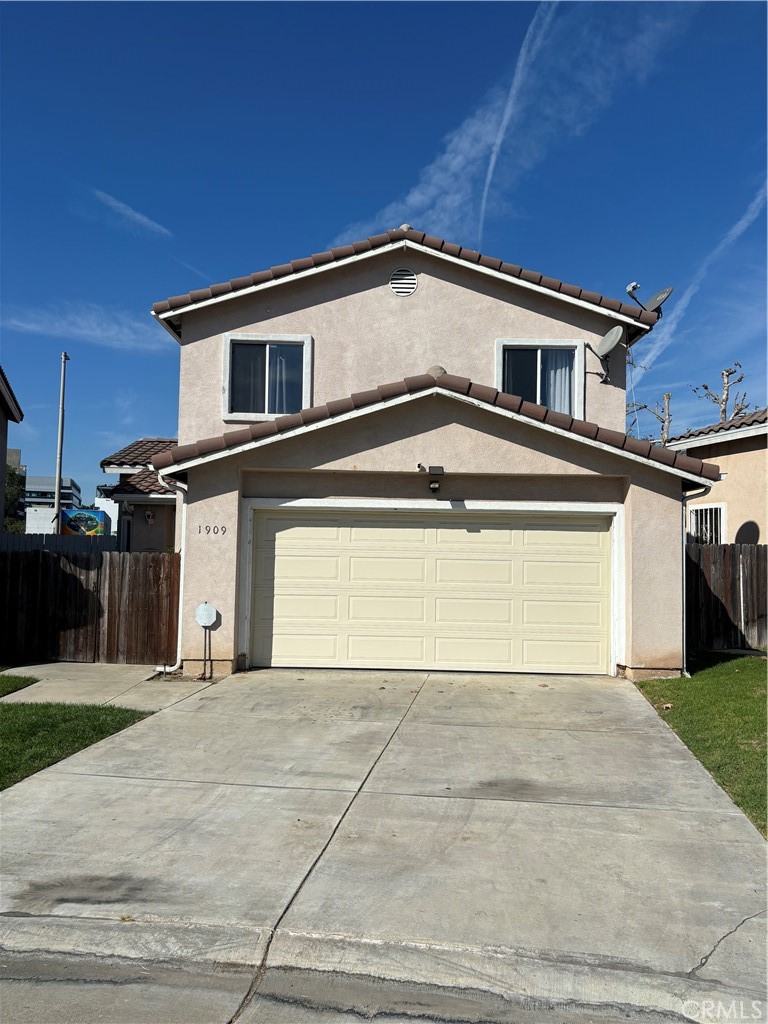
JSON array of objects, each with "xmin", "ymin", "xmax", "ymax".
[
  {"xmin": 1, "ymin": 669, "xmax": 765, "ymax": 1023},
  {"xmin": 0, "ymin": 662, "xmax": 212, "ymax": 710}
]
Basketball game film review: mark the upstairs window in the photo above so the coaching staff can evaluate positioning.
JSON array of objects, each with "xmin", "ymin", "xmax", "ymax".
[
  {"xmin": 224, "ymin": 334, "xmax": 312, "ymax": 420},
  {"xmin": 496, "ymin": 340, "xmax": 584, "ymax": 418}
]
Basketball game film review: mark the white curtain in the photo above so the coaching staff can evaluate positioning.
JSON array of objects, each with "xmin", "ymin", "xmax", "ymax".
[{"xmin": 542, "ymin": 349, "xmax": 572, "ymax": 415}]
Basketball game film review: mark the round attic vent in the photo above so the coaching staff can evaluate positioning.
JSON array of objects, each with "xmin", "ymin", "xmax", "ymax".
[{"xmin": 389, "ymin": 268, "xmax": 417, "ymax": 297}]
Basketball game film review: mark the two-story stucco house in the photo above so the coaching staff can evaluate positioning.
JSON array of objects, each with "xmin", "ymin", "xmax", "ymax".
[{"xmin": 150, "ymin": 226, "xmax": 718, "ymax": 679}]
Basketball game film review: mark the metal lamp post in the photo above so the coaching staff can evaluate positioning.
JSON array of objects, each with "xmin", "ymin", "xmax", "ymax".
[{"xmin": 52, "ymin": 351, "xmax": 70, "ymax": 535}]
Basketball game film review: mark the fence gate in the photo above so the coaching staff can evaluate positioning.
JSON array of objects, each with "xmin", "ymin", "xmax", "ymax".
[
  {"xmin": 686, "ymin": 543, "xmax": 767, "ymax": 651},
  {"xmin": 0, "ymin": 550, "xmax": 180, "ymax": 666}
]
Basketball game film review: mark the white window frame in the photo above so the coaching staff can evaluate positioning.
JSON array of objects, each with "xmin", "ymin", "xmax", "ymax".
[
  {"xmin": 222, "ymin": 333, "xmax": 313, "ymax": 423},
  {"xmin": 495, "ymin": 338, "xmax": 585, "ymax": 419},
  {"xmin": 689, "ymin": 503, "xmax": 726, "ymax": 544}
]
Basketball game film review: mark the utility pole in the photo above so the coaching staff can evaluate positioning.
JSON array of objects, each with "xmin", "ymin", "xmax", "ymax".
[{"xmin": 53, "ymin": 352, "xmax": 70, "ymax": 534}]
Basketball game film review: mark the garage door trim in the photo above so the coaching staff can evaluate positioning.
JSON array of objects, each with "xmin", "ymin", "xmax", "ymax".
[{"xmin": 237, "ymin": 498, "xmax": 626, "ymax": 674}]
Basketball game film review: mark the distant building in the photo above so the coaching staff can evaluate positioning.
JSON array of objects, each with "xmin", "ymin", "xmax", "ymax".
[
  {"xmin": 24, "ymin": 475, "xmax": 82, "ymax": 511},
  {"xmin": 1, "ymin": 366, "xmax": 24, "ymax": 531}
]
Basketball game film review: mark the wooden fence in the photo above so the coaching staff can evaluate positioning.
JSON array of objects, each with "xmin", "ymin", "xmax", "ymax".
[
  {"xmin": 0, "ymin": 534, "xmax": 118, "ymax": 554},
  {"xmin": 0, "ymin": 550, "xmax": 180, "ymax": 666},
  {"xmin": 686, "ymin": 544, "xmax": 767, "ymax": 651}
]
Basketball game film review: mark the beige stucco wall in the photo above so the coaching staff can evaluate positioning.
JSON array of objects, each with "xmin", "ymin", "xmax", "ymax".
[
  {"xmin": 685, "ymin": 435, "xmax": 766, "ymax": 544},
  {"xmin": 129, "ymin": 502, "xmax": 176, "ymax": 552},
  {"xmin": 176, "ymin": 250, "xmax": 631, "ymax": 445},
  {"xmin": 178, "ymin": 397, "xmax": 684, "ymax": 676}
]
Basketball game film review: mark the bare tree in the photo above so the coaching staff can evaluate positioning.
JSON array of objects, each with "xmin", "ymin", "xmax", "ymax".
[
  {"xmin": 627, "ymin": 393, "xmax": 673, "ymax": 445},
  {"xmin": 691, "ymin": 362, "xmax": 754, "ymax": 422}
]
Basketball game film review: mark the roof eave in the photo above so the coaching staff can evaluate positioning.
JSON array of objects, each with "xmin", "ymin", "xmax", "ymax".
[
  {"xmin": 151, "ymin": 240, "xmax": 655, "ymax": 339},
  {"xmin": 157, "ymin": 386, "xmax": 713, "ymax": 487},
  {"xmin": 668, "ymin": 421, "xmax": 768, "ymax": 450}
]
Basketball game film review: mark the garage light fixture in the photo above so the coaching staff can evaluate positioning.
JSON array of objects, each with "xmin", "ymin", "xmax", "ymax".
[{"xmin": 418, "ymin": 463, "xmax": 444, "ymax": 494}]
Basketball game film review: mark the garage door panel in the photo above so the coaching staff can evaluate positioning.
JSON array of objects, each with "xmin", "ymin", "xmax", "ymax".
[
  {"xmin": 522, "ymin": 560, "xmax": 603, "ymax": 588},
  {"xmin": 349, "ymin": 595, "xmax": 426, "ymax": 623},
  {"xmin": 268, "ymin": 632, "xmax": 339, "ymax": 661},
  {"xmin": 349, "ymin": 557, "xmax": 426, "ymax": 583},
  {"xmin": 522, "ymin": 524, "xmax": 606, "ymax": 549},
  {"xmin": 347, "ymin": 635, "xmax": 425, "ymax": 661},
  {"xmin": 435, "ymin": 598, "xmax": 512, "ymax": 624},
  {"xmin": 435, "ymin": 558, "xmax": 512, "ymax": 585},
  {"xmin": 269, "ymin": 555, "xmax": 341, "ymax": 581},
  {"xmin": 271, "ymin": 594, "xmax": 340, "ymax": 622},
  {"xmin": 264, "ymin": 519, "xmax": 342, "ymax": 542},
  {"xmin": 350, "ymin": 523, "xmax": 427, "ymax": 544},
  {"xmin": 252, "ymin": 511, "xmax": 611, "ymax": 674},
  {"xmin": 522, "ymin": 599, "xmax": 605, "ymax": 627},
  {"xmin": 434, "ymin": 636, "xmax": 512, "ymax": 665},
  {"xmin": 522, "ymin": 638, "xmax": 605, "ymax": 671}
]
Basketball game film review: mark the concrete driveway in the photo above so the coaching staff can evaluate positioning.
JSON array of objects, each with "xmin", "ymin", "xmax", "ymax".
[{"xmin": 1, "ymin": 669, "xmax": 765, "ymax": 1023}]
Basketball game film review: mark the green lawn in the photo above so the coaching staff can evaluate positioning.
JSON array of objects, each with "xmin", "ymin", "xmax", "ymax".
[
  {"xmin": 0, "ymin": 673, "xmax": 39, "ymax": 699},
  {"xmin": 0, "ymin": 703, "xmax": 150, "ymax": 790},
  {"xmin": 636, "ymin": 652, "xmax": 767, "ymax": 835}
]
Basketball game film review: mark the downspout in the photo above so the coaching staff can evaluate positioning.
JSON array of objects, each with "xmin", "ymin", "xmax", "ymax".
[
  {"xmin": 681, "ymin": 482, "xmax": 713, "ymax": 677},
  {"xmin": 155, "ymin": 476, "xmax": 188, "ymax": 674}
]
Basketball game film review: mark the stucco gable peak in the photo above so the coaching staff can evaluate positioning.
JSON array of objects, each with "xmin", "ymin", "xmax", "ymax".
[{"xmin": 150, "ymin": 229, "xmax": 658, "ymax": 341}]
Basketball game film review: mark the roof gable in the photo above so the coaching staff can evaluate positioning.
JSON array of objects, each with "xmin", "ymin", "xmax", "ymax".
[
  {"xmin": 153, "ymin": 372, "xmax": 718, "ymax": 485},
  {"xmin": 668, "ymin": 407, "xmax": 767, "ymax": 450},
  {"xmin": 152, "ymin": 227, "xmax": 658, "ymax": 341}
]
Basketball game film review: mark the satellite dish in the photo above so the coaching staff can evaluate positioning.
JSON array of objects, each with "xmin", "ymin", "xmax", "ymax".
[
  {"xmin": 646, "ymin": 285, "xmax": 674, "ymax": 313},
  {"xmin": 596, "ymin": 325, "xmax": 624, "ymax": 357}
]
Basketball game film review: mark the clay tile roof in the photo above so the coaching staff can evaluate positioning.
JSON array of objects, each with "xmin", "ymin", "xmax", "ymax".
[
  {"xmin": 668, "ymin": 407, "xmax": 767, "ymax": 443},
  {"xmin": 101, "ymin": 437, "xmax": 178, "ymax": 469},
  {"xmin": 151, "ymin": 374, "xmax": 718, "ymax": 483},
  {"xmin": 104, "ymin": 469, "xmax": 172, "ymax": 497},
  {"xmin": 151, "ymin": 227, "xmax": 659, "ymax": 331}
]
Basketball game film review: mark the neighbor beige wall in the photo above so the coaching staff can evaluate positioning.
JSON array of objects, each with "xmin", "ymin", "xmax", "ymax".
[
  {"xmin": 685, "ymin": 435, "xmax": 766, "ymax": 543},
  {"xmin": 178, "ymin": 401, "xmax": 684, "ymax": 676},
  {"xmin": 177, "ymin": 250, "xmax": 631, "ymax": 445}
]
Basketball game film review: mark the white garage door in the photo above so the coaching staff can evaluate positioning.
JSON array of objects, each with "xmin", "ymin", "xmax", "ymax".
[{"xmin": 251, "ymin": 511, "xmax": 612, "ymax": 674}]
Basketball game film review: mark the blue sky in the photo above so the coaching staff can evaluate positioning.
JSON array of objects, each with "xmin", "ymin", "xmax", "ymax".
[{"xmin": 1, "ymin": 1, "xmax": 765, "ymax": 502}]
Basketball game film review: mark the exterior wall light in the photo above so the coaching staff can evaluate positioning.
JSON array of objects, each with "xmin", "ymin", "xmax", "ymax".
[
  {"xmin": 429, "ymin": 479, "xmax": 440, "ymax": 493},
  {"xmin": 145, "ymin": 508, "xmax": 155, "ymax": 526}
]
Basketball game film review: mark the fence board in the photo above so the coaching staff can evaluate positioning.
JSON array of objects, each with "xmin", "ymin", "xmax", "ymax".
[
  {"xmin": 686, "ymin": 543, "xmax": 767, "ymax": 651},
  {"xmin": 0, "ymin": 550, "xmax": 179, "ymax": 666},
  {"xmin": 0, "ymin": 534, "xmax": 117, "ymax": 554}
]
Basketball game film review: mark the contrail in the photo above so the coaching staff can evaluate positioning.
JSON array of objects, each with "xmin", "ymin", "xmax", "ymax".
[
  {"xmin": 477, "ymin": 2, "xmax": 559, "ymax": 247},
  {"xmin": 638, "ymin": 184, "xmax": 767, "ymax": 376}
]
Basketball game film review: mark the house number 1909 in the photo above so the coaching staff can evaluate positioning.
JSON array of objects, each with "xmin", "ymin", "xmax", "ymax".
[{"xmin": 198, "ymin": 525, "xmax": 227, "ymax": 535}]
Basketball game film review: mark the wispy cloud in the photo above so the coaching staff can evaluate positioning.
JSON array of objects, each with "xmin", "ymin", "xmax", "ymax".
[
  {"xmin": 332, "ymin": 3, "xmax": 688, "ymax": 247},
  {"xmin": 92, "ymin": 189, "xmax": 173, "ymax": 238},
  {"xmin": 478, "ymin": 2, "xmax": 559, "ymax": 247},
  {"xmin": 173, "ymin": 257, "xmax": 211, "ymax": 282},
  {"xmin": 2, "ymin": 303, "xmax": 170, "ymax": 352},
  {"xmin": 637, "ymin": 185, "xmax": 767, "ymax": 377}
]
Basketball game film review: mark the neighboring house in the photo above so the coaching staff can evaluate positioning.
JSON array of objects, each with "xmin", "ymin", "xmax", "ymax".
[
  {"xmin": 668, "ymin": 408, "xmax": 767, "ymax": 544},
  {"xmin": 149, "ymin": 225, "xmax": 719, "ymax": 679},
  {"xmin": 1, "ymin": 366, "xmax": 24, "ymax": 529},
  {"xmin": 100, "ymin": 438, "xmax": 177, "ymax": 552}
]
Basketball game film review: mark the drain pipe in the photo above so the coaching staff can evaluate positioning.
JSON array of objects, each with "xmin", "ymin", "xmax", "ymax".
[
  {"xmin": 682, "ymin": 483, "xmax": 713, "ymax": 677},
  {"xmin": 155, "ymin": 477, "xmax": 188, "ymax": 674}
]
